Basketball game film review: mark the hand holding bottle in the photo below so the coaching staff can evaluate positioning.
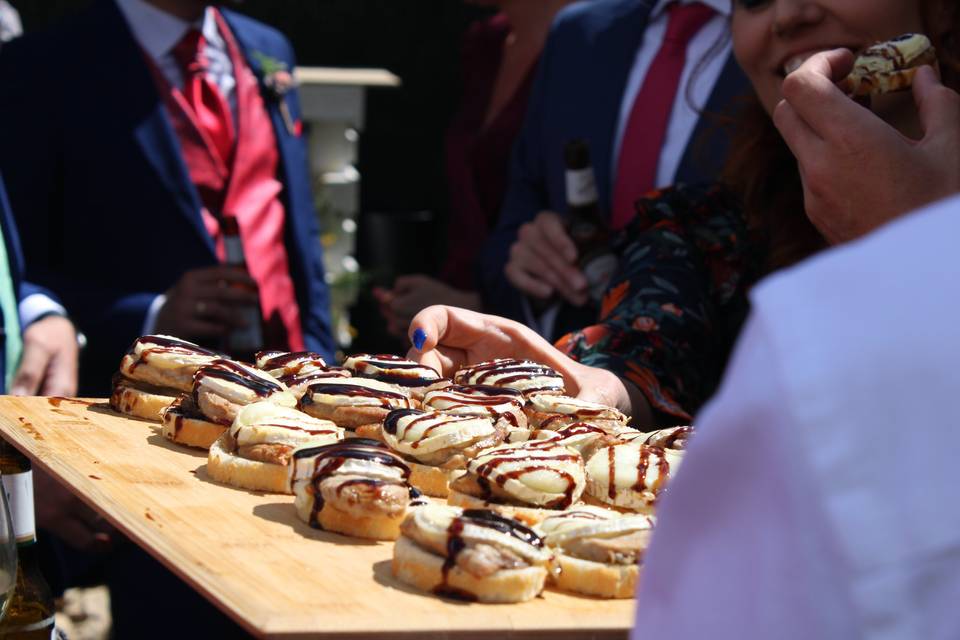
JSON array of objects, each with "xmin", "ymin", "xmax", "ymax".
[
  {"xmin": 505, "ymin": 210, "xmax": 589, "ymax": 306},
  {"xmin": 155, "ymin": 265, "xmax": 259, "ymax": 340}
]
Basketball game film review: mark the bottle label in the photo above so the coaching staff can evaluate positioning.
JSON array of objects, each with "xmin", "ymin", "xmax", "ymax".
[
  {"xmin": 229, "ymin": 306, "xmax": 263, "ymax": 352},
  {"xmin": 582, "ymin": 253, "xmax": 618, "ymax": 302},
  {"xmin": 565, "ymin": 168, "xmax": 599, "ymax": 208},
  {"xmin": 1, "ymin": 471, "xmax": 35, "ymax": 543}
]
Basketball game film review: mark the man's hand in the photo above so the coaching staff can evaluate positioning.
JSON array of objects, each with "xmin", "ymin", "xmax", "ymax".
[
  {"xmin": 505, "ymin": 211, "xmax": 589, "ymax": 306},
  {"xmin": 10, "ymin": 314, "xmax": 77, "ymax": 396},
  {"xmin": 155, "ymin": 265, "xmax": 259, "ymax": 339},
  {"xmin": 774, "ymin": 50, "xmax": 960, "ymax": 244},
  {"xmin": 406, "ymin": 305, "xmax": 642, "ymax": 417},
  {"xmin": 373, "ymin": 275, "xmax": 481, "ymax": 338},
  {"xmin": 35, "ymin": 467, "xmax": 114, "ymax": 553}
]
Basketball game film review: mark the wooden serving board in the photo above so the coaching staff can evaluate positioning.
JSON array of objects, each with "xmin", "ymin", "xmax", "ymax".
[{"xmin": 0, "ymin": 397, "xmax": 634, "ymax": 639}]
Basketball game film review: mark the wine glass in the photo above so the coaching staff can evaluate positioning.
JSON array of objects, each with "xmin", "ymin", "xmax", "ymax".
[{"xmin": 0, "ymin": 476, "xmax": 18, "ymax": 621}]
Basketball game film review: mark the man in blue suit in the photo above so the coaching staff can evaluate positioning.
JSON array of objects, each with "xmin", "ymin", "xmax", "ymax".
[
  {"xmin": 0, "ymin": 0, "xmax": 335, "ymax": 396},
  {"xmin": 480, "ymin": 0, "xmax": 748, "ymax": 340},
  {"xmin": 0, "ymin": 174, "xmax": 78, "ymax": 397}
]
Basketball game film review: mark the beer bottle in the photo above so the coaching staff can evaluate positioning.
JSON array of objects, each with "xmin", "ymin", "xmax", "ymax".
[
  {"xmin": 221, "ymin": 215, "xmax": 264, "ymax": 361},
  {"xmin": 563, "ymin": 139, "xmax": 618, "ymax": 303},
  {"xmin": 0, "ymin": 440, "xmax": 56, "ymax": 639}
]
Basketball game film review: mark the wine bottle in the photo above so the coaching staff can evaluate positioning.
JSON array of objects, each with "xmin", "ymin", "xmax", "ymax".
[
  {"xmin": 0, "ymin": 440, "xmax": 56, "ymax": 639},
  {"xmin": 564, "ymin": 139, "xmax": 618, "ymax": 302},
  {"xmin": 221, "ymin": 215, "xmax": 264, "ymax": 361}
]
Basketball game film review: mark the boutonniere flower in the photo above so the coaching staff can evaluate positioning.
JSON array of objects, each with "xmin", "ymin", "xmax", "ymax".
[
  {"xmin": 251, "ymin": 51, "xmax": 301, "ymax": 136},
  {"xmin": 252, "ymin": 51, "xmax": 296, "ymax": 100}
]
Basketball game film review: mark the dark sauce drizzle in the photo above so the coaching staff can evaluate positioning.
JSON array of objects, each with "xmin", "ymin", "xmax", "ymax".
[
  {"xmin": 193, "ymin": 360, "xmax": 283, "ymax": 402},
  {"xmin": 473, "ymin": 446, "xmax": 580, "ymax": 509},
  {"xmin": 290, "ymin": 438, "xmax": 412, "ymax": 528},
  {"xmin": 433, "ymin": 509, "xmax": 544, "ymax": 601}
]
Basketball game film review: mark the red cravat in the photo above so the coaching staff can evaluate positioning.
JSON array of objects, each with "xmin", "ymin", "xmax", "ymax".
[
  {"xmin": 611, "ymin": 2, "xmax": 715, "ymax": 229},
  {"xmin": 173, "ymin": 29, "xmax": 236, "ymax": 168}
]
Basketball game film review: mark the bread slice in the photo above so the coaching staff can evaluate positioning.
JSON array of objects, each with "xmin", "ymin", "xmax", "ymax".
[
  {"xmin": 293, "ymin": 484, "xmax": 406, "ymax": 540},
  {"xmin": 552, "ymin": 553, "xmax": 639, "ymax": 599},
  {"xmin": 161, "ymin": 398, "xmax": 226, "ymax": 449},
  {"xmin": 206, "ymin": 433, "xmax": 289, "ymax": 493},
  {"xmin": 391, "ymin": 535, "xmax": 547, "ymax": 603},
  {"xmin": 110, "ymin": 380, "xmax": 177, "ymax": 422},
  {"xmin": 446, "ymin": 489, "xmax": 558, "ymax": 526}
]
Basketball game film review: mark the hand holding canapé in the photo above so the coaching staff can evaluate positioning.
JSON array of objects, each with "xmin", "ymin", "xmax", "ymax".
[
  {"xmin": 775, "ymin": 44, "xmax": 960, "ymax": 243},
  {"xmin": 406, "ymin": 305, "xmax": 651, "ymax": 423}
]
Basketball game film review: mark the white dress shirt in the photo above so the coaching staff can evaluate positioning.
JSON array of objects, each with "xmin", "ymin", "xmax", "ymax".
[
  {"xmin": 633, "ymin": 194, "xmax": 960, "ymax": 639},
  {"xmin": 529, "ymin": 0, "xmax": 732, "ymax": 338},
  {"xmin": 114, "ymin": 0, "xmax": 239, "ymax": 334},
  {"xmin": 0, "ymin": 0, "xmax": 22, "ymax": 45},
  {"xmin": 612, "ymin": 0, "xmax": 732, "ymax": 190},
  {"xmin": 114, "ymin": 0, "xmax": 237, "ymax": 120}
]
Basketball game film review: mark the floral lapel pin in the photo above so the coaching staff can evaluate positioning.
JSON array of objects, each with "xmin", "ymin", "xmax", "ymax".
[{"xmin": 252, "ymin": 51, "xmax": 301, "ymax": 136}]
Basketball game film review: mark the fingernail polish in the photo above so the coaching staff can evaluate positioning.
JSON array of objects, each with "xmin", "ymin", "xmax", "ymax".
[{"xmin": 412, "ymin": 328, "xmax": 427, "ymax": 351}]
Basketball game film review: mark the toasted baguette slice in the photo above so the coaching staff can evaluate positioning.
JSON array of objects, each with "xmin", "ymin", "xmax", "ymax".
[
  {"xmin": 110, "ymin": 381, "xmax": 177, "ymax": 422},
  {"xmin": 552, "ymin": 553, "xmax": 639, "ymax": 599},
  {"xmin": 206, "ymin": 433, "xmax": 289, "ymax": 493},
  {"xmin": 446, "ymin": 489, "xmax": 562, "ymax": 526},
  {"xmin": 293, "ymin": 484, "xmax": 406, "ymax": 540},
  {"xmin": 161, "ymin": 399, "xmax": 226, "ymax": 449},
  {"xmin": 408, "ymin": 463, "xmax": 464, "ymax": 499},
  {"xmin": 391, "ymin": 535, "xmax": 547, "ymax": 603}
]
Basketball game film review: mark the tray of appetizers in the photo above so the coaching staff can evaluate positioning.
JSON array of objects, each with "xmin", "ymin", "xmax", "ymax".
[{"xmin": 0, "ymin": 336, "xmax": 692, "ymax": 638}]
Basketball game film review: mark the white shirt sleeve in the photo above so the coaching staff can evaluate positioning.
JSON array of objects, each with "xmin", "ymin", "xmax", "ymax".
[
  {"xmin": 141, "ymin": 294, "xmax": 168, "ymax": 336},
  {"xmin": 18, "ymin": 293, "xmax": 67, "ymax": 329},
  {"xmin": 632, "ymin": 314, "xmax": 859, "ymax": 640}
]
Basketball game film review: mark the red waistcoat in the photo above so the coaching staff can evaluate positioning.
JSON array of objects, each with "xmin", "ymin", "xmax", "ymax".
[{"xmin": 151, "ymin": 12, "xmax": 305, "ymax": 352}]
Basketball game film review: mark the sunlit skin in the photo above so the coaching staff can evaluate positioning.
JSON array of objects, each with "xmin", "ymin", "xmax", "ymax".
[{"xmin": 732, "ymin": 0, "xmax": 926, "ymax": 135}]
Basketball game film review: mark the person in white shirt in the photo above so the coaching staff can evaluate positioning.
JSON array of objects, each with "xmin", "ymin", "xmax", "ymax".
[{"xmin": 632, "ymin": 191, "xmax": 960, "ymax": 639}]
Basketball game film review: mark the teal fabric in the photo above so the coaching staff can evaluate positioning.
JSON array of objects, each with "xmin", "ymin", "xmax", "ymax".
[{"xmin": 0, "ymin": 221, "xmax": 20, "ymax": 389}]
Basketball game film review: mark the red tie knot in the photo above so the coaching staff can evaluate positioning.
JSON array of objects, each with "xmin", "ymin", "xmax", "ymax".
[
  {"xmin": 173, "ymin": 28, "xmax": 209, "ymax": 76},
  {"xmin": 663, "ymin": 2, "xmax": 715, "ymax": 46}
]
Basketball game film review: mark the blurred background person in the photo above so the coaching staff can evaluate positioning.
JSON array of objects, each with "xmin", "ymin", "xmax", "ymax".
[
  {"xmin": 481, "ymin": 0, "xmax": 748, "ymax": 342},
  {"xmin": 0, "ymin": 0, "xmax": 336, "ymax": 400},
  {"xmin": 373, "ymin": 0, "xmax": 579, "ymax": 338}
]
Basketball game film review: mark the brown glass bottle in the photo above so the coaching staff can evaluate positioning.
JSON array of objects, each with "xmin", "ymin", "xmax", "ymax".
[
  {"xmin": 563, "ymin": 139, "xmax": 618, "ymax": 302},
  {"xmin": 221, "ymin": 215, "xmax": 264, "ymax": 361},
  {"xmin": 0, "ymin": 440, "xmax": 56, "ymax": 639}
]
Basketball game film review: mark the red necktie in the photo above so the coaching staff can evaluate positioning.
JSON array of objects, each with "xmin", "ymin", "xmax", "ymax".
[
  {"xmin": 611, "ymin": 2, "xmax": 715, "ymax": 229},
  {"xmin": 173, "ymin": 29, "xmax": 236, "ymax": 168}
]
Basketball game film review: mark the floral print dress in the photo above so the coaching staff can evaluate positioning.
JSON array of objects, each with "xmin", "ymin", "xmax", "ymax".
[{"xmin": 556, "ymin": 184, "xmax": 761, "ymax": 424}]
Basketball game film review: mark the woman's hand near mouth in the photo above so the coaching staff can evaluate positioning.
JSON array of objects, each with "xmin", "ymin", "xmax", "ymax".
[{"xmin": 774, "ymin": 49, "xmax": 960, "ymax": 243}]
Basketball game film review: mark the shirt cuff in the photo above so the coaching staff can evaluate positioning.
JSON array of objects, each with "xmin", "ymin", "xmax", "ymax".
[
  {"xmin": 142, "ymin": 294, "xmax": 167, "ymax": 335},
  {"xmin": 19, "ymin": 293, "xmax": 67, "ymax": 328}
]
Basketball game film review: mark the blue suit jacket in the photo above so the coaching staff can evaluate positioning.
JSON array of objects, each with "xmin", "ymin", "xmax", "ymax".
[
  {"xmin": 0, "ymin": 1, "xmax": 334, "ymax": 394},
  {"xmin": 479, "ymin": 0, "xmax": 749, "ymax": 333}
]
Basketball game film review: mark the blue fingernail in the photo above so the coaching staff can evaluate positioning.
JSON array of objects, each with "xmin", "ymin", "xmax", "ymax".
[{"xmin": 412, "ymin": 328, "xmax": 427, "ymax": 351}]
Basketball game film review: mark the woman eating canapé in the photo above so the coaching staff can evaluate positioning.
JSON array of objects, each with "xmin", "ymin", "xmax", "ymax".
[{"xmin": 406, "ymin": 0, "xmax": 960, "ymax": 427}]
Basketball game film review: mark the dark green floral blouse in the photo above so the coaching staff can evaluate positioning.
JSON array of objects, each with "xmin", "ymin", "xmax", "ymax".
[{"xmin": 556, "ymin": 184, "xmax": 761, "ymax": 423}]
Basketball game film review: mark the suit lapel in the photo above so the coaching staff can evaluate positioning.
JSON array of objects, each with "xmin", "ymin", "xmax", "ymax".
[
  {"xmin": 221, "ymin": 12, "xmax": 295, "ymax": 172},
  {"xmin": 96, "ymin": 0, "xmax": 213, "ymax": 253},
  {"xmin": 221, "ymin": 11, "xmax": 306, "ymax": 237},
  {"xmin": 588, "ymin": 0, "xmax": 655, "ymax": 211}
]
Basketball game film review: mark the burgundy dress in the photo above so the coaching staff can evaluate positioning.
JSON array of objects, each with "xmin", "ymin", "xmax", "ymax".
[{"xmin": 440, "ymin": 13, "xmax": 538, "ymax": 290}]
